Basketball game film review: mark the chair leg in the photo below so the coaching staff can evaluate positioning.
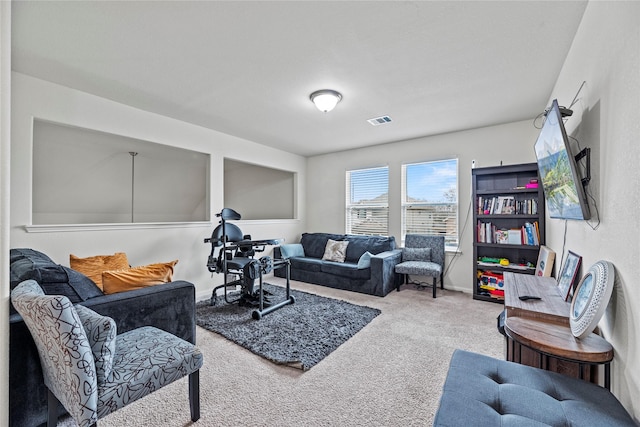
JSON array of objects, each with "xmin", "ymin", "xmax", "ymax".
[
  {"xmin": 432, "ymin": 277, "xmax": 436, "ymax": 298},
  {"xmin": 47, "ymin": 388, "xmax": 58, "ymax": 427},
  {"xmin": 189, "ymin": 370, "xmax": 201, "ymax": 422},
  {"xmin": 440, "ymin": 273, "xmax": 444, "ymax": 289}
]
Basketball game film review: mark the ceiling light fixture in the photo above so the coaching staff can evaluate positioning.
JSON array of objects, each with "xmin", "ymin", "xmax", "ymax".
[{"xmin": 310, "ymin": 89, "xmax": 342, "ymax": 113}]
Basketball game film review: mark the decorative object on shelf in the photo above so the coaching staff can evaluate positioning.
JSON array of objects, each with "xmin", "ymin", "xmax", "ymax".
[
  {"xmin": 309, "ymin": 89, "xmax": 342, "ymax": 112},
  {"xmin": 535, "ymin": 245, "xmax": 555, "ymax": 277},
  {"xmin": 570, "ymin": 260, "xmax": 615, "ymax": 339},
  {"xmin": 557, "ymin": 251, "xmax": 582, "ymax": 301}
]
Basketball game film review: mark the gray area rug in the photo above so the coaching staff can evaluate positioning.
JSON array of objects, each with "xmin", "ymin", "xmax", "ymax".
[{"xmin": 196, "ymin": 283, "xmax": 381, "ymax": 370}]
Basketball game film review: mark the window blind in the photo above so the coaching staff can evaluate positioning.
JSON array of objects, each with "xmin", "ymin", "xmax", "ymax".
[{"xmin": 345, "ymin": 166, "xmax": 389, "ymax": 236}]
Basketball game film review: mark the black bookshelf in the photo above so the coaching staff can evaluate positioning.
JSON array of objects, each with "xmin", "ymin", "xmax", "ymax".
[{"xmin": 472, "ymin": 163, "xmax": 545, "ymax": 303}]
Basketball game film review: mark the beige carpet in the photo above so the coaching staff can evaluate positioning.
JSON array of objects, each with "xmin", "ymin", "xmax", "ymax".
[{"xmin": 61, "ymin": 277, "xmax": 505, "ymax": 426}]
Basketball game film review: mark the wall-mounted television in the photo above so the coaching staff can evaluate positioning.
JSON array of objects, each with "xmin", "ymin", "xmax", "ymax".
[{"xmin": 533, "ymin": 99, "xmax": 591, "ymax": 220}]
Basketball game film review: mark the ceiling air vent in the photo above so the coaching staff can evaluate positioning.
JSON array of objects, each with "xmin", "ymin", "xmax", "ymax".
[{"xmin": 367, "ymin": 115, "xmax": 392, "ymax": 126}]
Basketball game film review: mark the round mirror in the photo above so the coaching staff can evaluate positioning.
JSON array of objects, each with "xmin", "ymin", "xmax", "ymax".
[{"xmin": 570, "ymin": 260, "xmax": 615, "ymax": 339}]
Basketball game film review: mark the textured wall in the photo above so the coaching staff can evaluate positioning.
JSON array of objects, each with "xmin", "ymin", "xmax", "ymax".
[{"xmin": 545, "ymin": 1, "xmax": 640, "ymax": 420}]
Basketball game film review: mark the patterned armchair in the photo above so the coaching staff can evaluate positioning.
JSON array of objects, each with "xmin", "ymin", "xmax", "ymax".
[
  {"xmin": 11, "ymin": 280, "xmax": 203, "ymax": 427},
  {"xmin": 394, "ymin": 234, "xmax": 445, "ymax": 298}
]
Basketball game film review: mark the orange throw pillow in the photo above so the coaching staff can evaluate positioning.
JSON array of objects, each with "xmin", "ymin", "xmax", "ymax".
[
  {"xmin": 101, "ymin": 260, "xmax": 179, "ymax": 295},
  {"xmin": 70, "ymin": 252, "xmax": 129, "ymax": 291}
]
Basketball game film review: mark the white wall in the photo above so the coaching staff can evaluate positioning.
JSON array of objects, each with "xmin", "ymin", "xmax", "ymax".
[
  {"xmin": 307, "ymin": 120, "xmax": 541, "ymax": 292},
  {"xmin": 224, "ymin": 159, "xmax": 296, "ymax": 220},
  {"xmin": 545, "ymin": 1, "xmax": 639, "ymax": 419},
  {"xmin": 10, "ymin": 72, "xmax": 307, "ymax": 302},
  {"xmin": 0, "ymin": 2, "xmax": 11, "ymax": 426}
]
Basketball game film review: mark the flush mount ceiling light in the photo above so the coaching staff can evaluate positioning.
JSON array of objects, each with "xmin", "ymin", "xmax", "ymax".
[{"xmin": 310, "ymin": 89, "xmax": 342, "ymax": 112}]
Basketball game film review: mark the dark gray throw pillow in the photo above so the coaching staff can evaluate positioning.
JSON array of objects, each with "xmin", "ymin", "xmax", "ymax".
[
  {"xmin": 10, "ymin": 248, "xmax": 103, "ymax": 304},
  {"xmin": 402, "ymin": 247, "xmax": 431, "ymax": 262}
]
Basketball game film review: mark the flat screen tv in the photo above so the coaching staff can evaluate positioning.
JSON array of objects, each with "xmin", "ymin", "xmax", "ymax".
[{"xmin": 534, "ymin": 99, "xmax": 591, "ymax": 220}]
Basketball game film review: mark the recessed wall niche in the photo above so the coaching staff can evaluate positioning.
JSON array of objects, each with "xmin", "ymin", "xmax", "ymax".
[
  {"xmin": 32, "ymin": 119, "xmax": 209, "ymax": 225},
  {"xmin": 224, "ymin": 159, "xmax": 295, "ymax": 220}
]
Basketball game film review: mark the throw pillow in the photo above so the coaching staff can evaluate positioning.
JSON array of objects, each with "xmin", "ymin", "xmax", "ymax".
[
  {"xmin": 402, "ymin": 247, "xmax": 431, "ymax": 262},
  {"xmin": 322, "ymin": 239, "xmax": 349, "ymax": 263},
  {"xmin": 10, "ymin": 248, "xmax": 103, "ymax": 309},
  {"xmin": 357, "ymin": 251, "xmax": 373, "ymax": 269},
  {"xmin": 75, "ymin": 304, "xmax": 117, "ymax": 385},
  {"xmin": 70, "ymin": 252, "xmax": 129, "ymax": 291},
  {"xmin": 280, "ymin": 243, "xmax": 305, "ymax": 259},
  {"xmin": 101, "ymin": 260, "xmax": 178, "ymax": 295}
]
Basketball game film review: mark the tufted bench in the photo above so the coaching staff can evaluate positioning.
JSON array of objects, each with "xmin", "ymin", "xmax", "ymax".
[{"xmin": 434, "ymin": 349, "xmax": 636, "ymax": 426}]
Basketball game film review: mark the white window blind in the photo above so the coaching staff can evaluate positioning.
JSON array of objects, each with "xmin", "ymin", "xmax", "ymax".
[
  {"xmin": 402, "ymin": 159, "xmax": 458, "ymax": 250},
  {"xmin": 346, "ymin": 166, "xmax": 389, "ymax": 236}
]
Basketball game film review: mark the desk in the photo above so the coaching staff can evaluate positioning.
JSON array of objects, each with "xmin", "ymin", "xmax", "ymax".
[{"xmin": 503, "ymin": 272, "xmax": 613, "ymax": 388}]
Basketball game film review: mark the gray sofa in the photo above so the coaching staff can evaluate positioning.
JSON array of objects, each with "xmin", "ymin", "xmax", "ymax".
[
  {"xmin": 435, "ymin": 349, "xmax": 636, "ymax": 426},
  {"xmin": 9, "ymin": 248, "xmax": 197, "ymax": 427},
  {"xmin": 274, "ymin": 232, "xmax": 402, "ymax": 296}
]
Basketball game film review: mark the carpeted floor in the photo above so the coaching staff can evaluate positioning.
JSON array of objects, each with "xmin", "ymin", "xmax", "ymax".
[
  {"xmin": 60, "ymin": 277, "xmax": 505, "ymax": 427},
  {"xmin": 196, "ymin": 283, "xmax": 381, "ymax": 370}
]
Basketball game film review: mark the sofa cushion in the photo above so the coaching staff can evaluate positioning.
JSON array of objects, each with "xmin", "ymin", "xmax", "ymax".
[
  {"xmin": 10, "ymin": 248, "xmax": 103, "ymax": 305},
  {"xmin": 345, "ymin": 235, "xmax": 396, "ymax": 262},
  {"xmin": 321, "ymin": 261, "xmax": 371, "ymax": 280},
  {"xmin": 300, "ymin": 233, "xmax": 345, "ymax": 259},
  {"xmin": 322, "ymin": 239, "xmax": 349, "ymax": 262},
  {"xmin": 288, "ymin": 257, "xmax": 324, "ymax": 273}
]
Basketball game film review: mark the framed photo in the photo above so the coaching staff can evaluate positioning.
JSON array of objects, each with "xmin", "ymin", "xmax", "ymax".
[
  {"xmin": 535, "ymin": 245, "xmax": 555, "ymax": 277},
  {"xmin": 557, "ymin": 251, "xmax": 582, "ymax": 301}
]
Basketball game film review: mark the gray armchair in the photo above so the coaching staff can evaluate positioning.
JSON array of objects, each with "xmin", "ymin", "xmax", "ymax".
[
  {"xmin": 395, "ymin": 234, "xmax": 445, "ymax": 298},
  {"xmin": 11, "ymin": 280, "xmax": 203, "ymax": 427}
]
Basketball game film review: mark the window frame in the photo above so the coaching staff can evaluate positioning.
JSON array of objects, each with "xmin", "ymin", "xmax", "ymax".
[
  {"xmin": 401, "ymin": 159, "xmax": 459, "ymax": 251},
  {"xmin": 345, "ymin": 166, "xmax": 389, "ymax": 236}
]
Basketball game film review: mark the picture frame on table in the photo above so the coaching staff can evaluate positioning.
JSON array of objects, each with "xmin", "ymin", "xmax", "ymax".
[
  {"xmin": 535, "ymin": 245, "xmax": 555, "ymax": 277},
  {"xmin": 557, "ymin": 251, "xmax": 582, "ymax": 301}
]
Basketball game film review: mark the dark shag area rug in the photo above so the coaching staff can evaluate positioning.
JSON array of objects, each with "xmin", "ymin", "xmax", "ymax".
[{"xmin": 196, "ymin": 284, "xmax": 381, "ymax": 370}]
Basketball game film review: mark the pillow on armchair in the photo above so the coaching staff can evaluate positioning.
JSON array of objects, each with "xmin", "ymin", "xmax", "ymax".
[{"xmin": 402, "ymin": 247, "xmax": 431, "ymax": 262}]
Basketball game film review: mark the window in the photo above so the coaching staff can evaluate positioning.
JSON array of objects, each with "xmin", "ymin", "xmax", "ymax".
[
  {"xmin": 402, "ymin": 159, "xmax": 458, "ymax": 251},
  {"xmin": 346, "ymin": 166, "xmax": 389, "ymax": 236}
]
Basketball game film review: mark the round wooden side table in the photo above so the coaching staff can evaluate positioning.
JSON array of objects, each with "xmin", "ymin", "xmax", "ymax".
[{"xmin": 504, "ymin": 316, "xmax": 614, "ymax": 389}]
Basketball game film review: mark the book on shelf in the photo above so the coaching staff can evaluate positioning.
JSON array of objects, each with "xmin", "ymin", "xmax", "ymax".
[
  {"xmin": 477, "ymin": 220, "xmax": 539, "ymax": 246},
  {"xmin": 477, "ymin": 195, "xmax": 537, "ymax": 215},
  {"xmin": 508, "ymin": 229, "xmax": 522, "ymax": 244}
]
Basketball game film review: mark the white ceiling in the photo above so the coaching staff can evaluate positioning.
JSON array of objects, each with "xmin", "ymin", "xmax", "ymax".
[{"xmin": 11, "ymin": 1, "xmax": 588, "ymax": 157}]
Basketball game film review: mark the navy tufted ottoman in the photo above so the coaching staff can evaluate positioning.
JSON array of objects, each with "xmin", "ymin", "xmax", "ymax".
[{"xmin": 434, "ymin": 349, "xmax": 636, "ymax": 426}]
